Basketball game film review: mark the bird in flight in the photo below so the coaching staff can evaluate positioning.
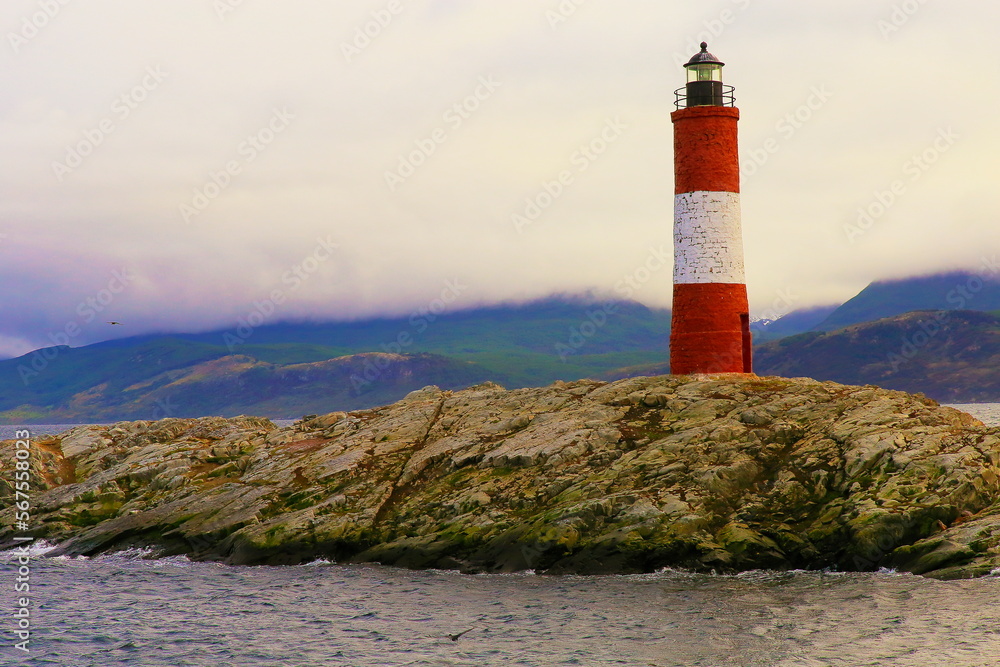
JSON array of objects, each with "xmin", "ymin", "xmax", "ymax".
[
  {"xmin": 107, "ymin": 321, "xmax": 123, "ymax": 325},
  {"xmin": 447, "ymin": 615, "xmax": 485, "ymax": 641},
  {"xmin": 447, "ymin": 627, "xmax": 475, "ymax": 642}
]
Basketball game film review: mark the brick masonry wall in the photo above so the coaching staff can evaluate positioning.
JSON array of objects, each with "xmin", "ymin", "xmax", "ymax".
[
  {"xmin": 670, "ymin": 105, "xmax": 750, "ymax": 374},
  {"xmin": 670, "ymin": 282, "xmax": 749, "ymax": 374},
  {"xmin": 671, "ymin": 106, "xmax": 740, "ymax": 195}
]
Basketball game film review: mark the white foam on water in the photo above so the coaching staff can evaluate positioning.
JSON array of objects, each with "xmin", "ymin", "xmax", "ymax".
[
  {"xmin": 0, "ymin": 538, "xmax": 60, "ymax": 559},
  {"xmin": 300, "ymin": 558, "xmax": 333, "ymax": 567},
  {"xmin": 93, "ymin": 546, "xmax": 157, "ymax": 562}
]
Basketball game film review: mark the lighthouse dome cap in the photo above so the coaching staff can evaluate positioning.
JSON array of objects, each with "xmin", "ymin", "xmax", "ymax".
[{"xmin": 685, "ymin": 42, "xmax": 725, "ymax": 67}]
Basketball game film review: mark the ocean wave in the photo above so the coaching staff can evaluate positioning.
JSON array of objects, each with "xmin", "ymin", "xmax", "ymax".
[{"xmin": 0, "ymin": 538, "xmax": 60, "ymax": 559}]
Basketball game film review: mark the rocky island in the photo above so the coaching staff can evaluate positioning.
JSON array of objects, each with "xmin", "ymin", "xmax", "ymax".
[{"xmin": 3, "ymin": 374, "xmax": 999, "ymax": 578}]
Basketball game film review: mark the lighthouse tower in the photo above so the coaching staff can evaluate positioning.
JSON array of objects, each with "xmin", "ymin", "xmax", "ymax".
[{"xmin": 670, "ymin": 43, "xmax": 752, "ymax": 375}]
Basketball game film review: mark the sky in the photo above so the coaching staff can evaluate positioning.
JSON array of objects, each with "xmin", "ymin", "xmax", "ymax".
[{"xmin": 1, "ymin": 0, "xmax": 997, "ymax": 358}]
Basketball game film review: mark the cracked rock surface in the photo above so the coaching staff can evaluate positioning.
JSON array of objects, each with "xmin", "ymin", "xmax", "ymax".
[{"xmin": 2, "ymin": 375, "xmax": 1000, "ymax": 578}]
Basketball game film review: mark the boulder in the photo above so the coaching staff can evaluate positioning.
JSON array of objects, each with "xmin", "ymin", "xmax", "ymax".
[{"xmin": 2, "ymin": 375, "xmax": 999, "ymax": 578}]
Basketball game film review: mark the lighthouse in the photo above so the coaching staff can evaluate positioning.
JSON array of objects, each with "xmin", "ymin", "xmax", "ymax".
[{"xmin": 669, "ymin": 43, "xmax": 752, "ymax": 375}]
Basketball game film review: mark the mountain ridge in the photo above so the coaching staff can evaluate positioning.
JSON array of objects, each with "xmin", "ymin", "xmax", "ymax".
[
  {"xmin": 0, "ymin": 298, "xmax": 673, "ymax": 423},
  {"xmin": 813, "ymin": 269, "xmax": 1000, "ymax": 332},
  {"xmin": 7, "ymin": 270, "xmax": 1000, "ymax": 423},
  {"xmin": 754, "ymin": 309, "xmax": 1000, "ymax": 402}
]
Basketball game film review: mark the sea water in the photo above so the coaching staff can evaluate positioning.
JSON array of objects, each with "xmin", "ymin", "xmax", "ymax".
[
  {"xmin": 1, "ymin": 552, "xmax": 999, "ymax": 667},
  {"xmin": 2, "ymin": 406, "xmax": 999, "ymax": 666}
]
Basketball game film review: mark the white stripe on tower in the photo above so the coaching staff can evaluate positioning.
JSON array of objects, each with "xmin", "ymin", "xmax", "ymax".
[{"xmin": 673, "ymin": 191, "xmax": 745, "ymax": 285}]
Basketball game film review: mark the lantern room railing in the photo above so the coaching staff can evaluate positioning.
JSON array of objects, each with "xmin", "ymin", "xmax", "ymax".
[{"xmin": 673, "ymin": 84, "xmax": 736, "ymax": 110}]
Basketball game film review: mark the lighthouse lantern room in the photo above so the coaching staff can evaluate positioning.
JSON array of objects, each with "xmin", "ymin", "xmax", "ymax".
[{"xmin": 683, "ymin": 42, "xmax": 727, "ymax": 107}]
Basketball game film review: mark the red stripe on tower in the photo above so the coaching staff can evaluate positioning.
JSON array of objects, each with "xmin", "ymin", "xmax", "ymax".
[{"xmin": 670, "ymin": 43, "xmax": 752, "ymax": 375}]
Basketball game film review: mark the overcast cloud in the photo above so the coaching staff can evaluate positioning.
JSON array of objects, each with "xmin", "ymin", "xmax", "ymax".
[{"xmin": 0, "ymin": 0, "xmax": 996, "ymax": 357}]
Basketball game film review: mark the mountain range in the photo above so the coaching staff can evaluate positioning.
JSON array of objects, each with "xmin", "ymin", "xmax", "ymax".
[
  {"xmin": 754, "ymin": 310, "xmax": 1000, "ymax": 402},
  {"xmin": 3, "ymin": 270, "xmax": 999, "ymax": 422},
  {"xmin": 0, "ymin": 299, "xmax": 672, "ymax": 422}
]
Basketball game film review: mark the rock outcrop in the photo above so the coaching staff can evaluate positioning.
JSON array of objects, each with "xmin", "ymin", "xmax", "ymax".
[{"xmin": 2, "ymin": 375, "xmax": 1000, "ymax": 578}]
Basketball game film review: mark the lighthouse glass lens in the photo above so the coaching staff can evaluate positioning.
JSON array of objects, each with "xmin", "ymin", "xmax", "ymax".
[{"xmin": 687, "ymin": 64, "xmax": 722, "ymax": 83}]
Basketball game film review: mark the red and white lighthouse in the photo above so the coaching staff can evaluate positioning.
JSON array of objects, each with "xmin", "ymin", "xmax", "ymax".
[{"xmin": 669, "ymin": 43, "xmax": 752, "ymax": 375}]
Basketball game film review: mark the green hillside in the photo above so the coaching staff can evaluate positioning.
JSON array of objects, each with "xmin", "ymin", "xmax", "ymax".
[
  {"xmin": 754, "ymin": 310, "xmax": 1000, "ymax": 402},
  {"xmin": 0, "ymin": 299, "xmax": 673, "ymax": 423},
  {"xmin": 2, "ymin": 338, "xmax": 226, "ymax": 411},
  {"xmin": 0, "ymin": 352, "xmax": 497, "ymax": 423},
  {"xmin": 178, "ymin": 298, "xmax": 673, "ymax": 388},
  {"xmin": 7, "ymin": 285, "xmax": 1000, "ymax": 423}
]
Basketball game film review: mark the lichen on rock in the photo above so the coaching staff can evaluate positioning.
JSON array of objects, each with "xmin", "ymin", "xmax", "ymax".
[{"xmin": 2, "ymin": 375, "xmax": 999, "ymax": 578}]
